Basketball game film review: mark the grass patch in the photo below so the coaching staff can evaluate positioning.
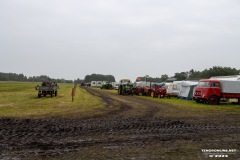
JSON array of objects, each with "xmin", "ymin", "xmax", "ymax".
[
  {"xmin": 0, "ymin": 81, "xmax": 106, "ymax": 118},
  {"xmin": 148, "ymin": 96, "xmax": 240, "ymax": 113}
]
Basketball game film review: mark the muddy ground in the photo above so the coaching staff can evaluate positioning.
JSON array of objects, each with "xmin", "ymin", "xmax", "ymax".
[{"xmin": 0, "ymin": 87, "xmax": 240, "ymax": 159}]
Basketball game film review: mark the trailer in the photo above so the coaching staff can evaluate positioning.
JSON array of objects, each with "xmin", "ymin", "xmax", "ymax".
[{"xmin": 194, "ymin": 79, "xmax": 240, "ymax": 105}]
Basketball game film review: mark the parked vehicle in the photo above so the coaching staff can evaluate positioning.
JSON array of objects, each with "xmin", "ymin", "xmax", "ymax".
[
  {"xmin": 118, "ymin": 79, "xmax": 133, "ymax": 95},
  {"xmin": 91, "ymin": 81, "xmax": 107, "ymax": 87},
  {"xmin": 150, "ymin": 83, "xmax": 167, "ymax": 98},
  {"xmin": 133, "ymin": 81, "xmax": 150, "ymax": 95},
  {"xmin": 35, "ymin": 82, "xmax": 59, "ymax": 98},
  {"xmin": 101, "ymin": 82, "xmax": 113, "ymax": 89},
  {"xmin": 194, "ymin": 79, "xmax": 240, "ymax": 105},
  {"xmin": 112, "ymin": 82, "xmax": 120, "ymax": 90}
]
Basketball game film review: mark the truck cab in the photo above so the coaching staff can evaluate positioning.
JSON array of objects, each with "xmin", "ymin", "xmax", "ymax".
[{"xmin": 194, "ymin": 79, "xmax": 221, "ymax": 104}]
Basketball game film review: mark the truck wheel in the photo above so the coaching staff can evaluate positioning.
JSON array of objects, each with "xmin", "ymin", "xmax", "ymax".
[
  {"xmin": 196, "ymin": 99, "xmax": 201, "ymax": 103},
  {"xmin": 38, "ymin": 92, "xmax": 41, "ymax": 98},
  {"xmin": 208, "ymin": 95, "xmax": 219, "ymax": 105},
  {"xmin": 55, "ymin": 91, "xmax": 57, "ymax": 96}
]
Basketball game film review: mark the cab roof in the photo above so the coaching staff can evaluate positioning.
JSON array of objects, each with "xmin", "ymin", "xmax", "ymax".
[{"xmin": 199, "ymin": 79, "xmax": 220, "ymax": 82}]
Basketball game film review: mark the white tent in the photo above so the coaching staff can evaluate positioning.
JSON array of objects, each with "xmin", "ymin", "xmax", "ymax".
[
  {"xmin": 164, "ymin": 82, "xmax": 173, "ymax": 95},
  {"xmin": 172, "ymin": 81, "xmax": 182, "ymax": 96},
  {"xmin": 179, "ymin": 81, "xmax": 198, "ymax": 100}
]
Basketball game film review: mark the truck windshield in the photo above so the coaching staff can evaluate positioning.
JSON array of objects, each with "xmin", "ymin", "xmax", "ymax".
[{"xmin": 197, "ymin": 82, "xmax": 210, "ymax": 87}]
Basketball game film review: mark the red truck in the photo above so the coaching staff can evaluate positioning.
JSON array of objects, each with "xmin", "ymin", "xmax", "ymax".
[{"xmin": 194, "ymin": 79, "xmax": 240, "ymax": 105}]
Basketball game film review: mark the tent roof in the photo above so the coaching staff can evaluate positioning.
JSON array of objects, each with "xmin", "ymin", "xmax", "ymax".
[{"xmin": 181, "ymin": 81, "xmax": 198, "ymax": 87}]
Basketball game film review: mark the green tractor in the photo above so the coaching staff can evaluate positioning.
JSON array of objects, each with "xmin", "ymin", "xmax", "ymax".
[
  {"xmin": 118, "ymin": 79, "xmax": 133, "ymax": 95},
  {"xmin": 101, "ymin": 82, "xmax": 113, "ymax": 89}
]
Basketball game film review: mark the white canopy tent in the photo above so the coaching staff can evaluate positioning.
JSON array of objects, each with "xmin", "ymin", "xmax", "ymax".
[{"xmin": 178, "ymin": 81, "xmax": 198, "ymax": 100}]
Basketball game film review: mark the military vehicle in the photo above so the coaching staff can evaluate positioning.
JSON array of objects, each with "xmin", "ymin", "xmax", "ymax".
[{"xmin": 35, "ymin": 82, "xmax": 59, "ymax": 98}]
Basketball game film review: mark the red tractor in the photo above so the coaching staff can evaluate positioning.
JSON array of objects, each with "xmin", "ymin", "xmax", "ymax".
[
  {"xmin": 133, "ymin": 81, "xmax": 151, "ymax": 96},
  {"xmin": 149, "ymin": 83, "xmax": 167, "ymax": 98}
]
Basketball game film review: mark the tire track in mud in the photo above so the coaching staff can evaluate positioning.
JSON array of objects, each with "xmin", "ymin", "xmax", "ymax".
[
  {"xmin": 83, "ymin": 87, "xmax": 161, "ymax": 118},
  {"xmin": 1, "ymin": 87, "xmax": 240, "ymax": 159},
  {"xmin": 83, "ymin": 87, "xmax": 133, "ymax": 115}
]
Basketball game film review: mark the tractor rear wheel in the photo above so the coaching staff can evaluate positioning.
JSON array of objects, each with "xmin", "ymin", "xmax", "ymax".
[
  {"xmin": 55, "ymin": 91, "xmax": 57, "ymax": 96},
  {"xmin": 38, "ymin": 92, "xmax": 41, "ymax": 98},
  {"xmin": 118, "ymin": 86, "xmax": 122, "ymax": 95}
]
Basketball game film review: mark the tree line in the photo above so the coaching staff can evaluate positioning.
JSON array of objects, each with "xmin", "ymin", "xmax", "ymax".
[
  {"xmin": 0, "ymin": 72, "xmax": 73, "ymax": 83},
  {"xmin": 137, "ymin": 66, "xmax": 240, "ymax": 82},
  {"xmin": 84, "ymin": 74, "xmax": 115, "ymax": 83},
  {"xmin": 1, "ymin": 66, "xmax": 239, "ymax": 83}
]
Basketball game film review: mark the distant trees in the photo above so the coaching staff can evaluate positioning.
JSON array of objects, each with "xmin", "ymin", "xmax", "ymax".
[
  {"xmin": 0, "ymin": 73, "xmax": 27, "ymax": 81},
  {"xmin": 84, "ymin": 74, "xmax": 115, "ymax": 83},
  {"xmin": 137, "ymin": 66, "xmax": 239, "ymax": 82},
  {"xmin": 0, "ymin": 72, "xmax": 73, "ymax": 83},
  {"xmin": 1, "ymin": 66, "xmax": 239, "ymax": 83},
  {"xmin": 200, "ymin": 66, "xmax": 239, "ymax": 78},
  {"xmin": 74, "ymin": 78, "xmax": 84, "ymax": 84},
  {"xmin": 160, "ymin": 74, "xmax": 169, "ymax": 82},
  {"xmin": 174, "ymin": 66, "xmax": 240, "ymax": 80},
  {"xmin": 173, "ymin": 72, "xmax": 188, "ymax": 81}
]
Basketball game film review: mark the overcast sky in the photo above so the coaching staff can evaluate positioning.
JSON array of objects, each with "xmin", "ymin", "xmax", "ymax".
[{"xmin": 1, "ymin": 0, "xmax": 240, "ymax": 81}]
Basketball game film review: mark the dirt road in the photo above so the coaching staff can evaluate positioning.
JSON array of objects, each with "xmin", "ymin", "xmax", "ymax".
[{"xmin": 0, "ymin": 87, "xmax": 240, "ymax": 159}]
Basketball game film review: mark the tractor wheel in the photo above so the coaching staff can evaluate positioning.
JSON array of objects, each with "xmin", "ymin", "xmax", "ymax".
[
  {"xmin": 51, "ymin": 91, "xmax": 53, "ymax": 98},
  {"xmin": 118, "ymin": 86, "xmax": 122, "ymax": 95},
  {"xmin": 38, "ymin": 92, "xmax": 41, "ymax": 98},
  {"xmin": 158, "ymin": 94, "xmax": 161, "ymax": 99},
  {"xmin": 151, "ymin": 91, "xmax": 155, "ymax": 98},
  {"xmin": 55, "ymin": 91, "xmax": 58, "ymax": 96},
  {"xmin": 208, "ymin": 95, "xmax": 219, "ymax": 105}
]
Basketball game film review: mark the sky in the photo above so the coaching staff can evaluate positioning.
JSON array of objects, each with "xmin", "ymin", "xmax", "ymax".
[{"xmin": 0, "ymin": 0, "xmax": 240, "ymax": 82}]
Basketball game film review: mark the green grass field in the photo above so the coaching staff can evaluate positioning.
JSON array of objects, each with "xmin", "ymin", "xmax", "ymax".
[
  {"xmin": 0, "ymin": 81, "xmax": 107, "ymax": 118},
  {"xmin": 1, "ymin": 82, "xmax": 240, "ymax": 119}
]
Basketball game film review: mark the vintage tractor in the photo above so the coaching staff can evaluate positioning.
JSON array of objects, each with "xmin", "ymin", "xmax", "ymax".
[
  {"xmin": 133, "ymin": 81, "xmax": 150, "ymax": 96},
  {"xmin": 101, "ymin": 83, "xmax": 113, "ymax": 89},
  {"xmin": 118, "ymin": 79, "xmax": 133, "ymax": 95},
  {"xmin": 150, "ymin": 83, "xmax": 167, "ymax": 98},
  {"xmin": 35, "ymin": 82, "xmax": 59, "ymax": 98}
]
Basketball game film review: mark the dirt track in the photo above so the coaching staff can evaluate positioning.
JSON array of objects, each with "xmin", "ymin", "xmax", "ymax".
[{"xmin": 0, "ymin": 87, "xmax": 240, "ymax": 159}]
